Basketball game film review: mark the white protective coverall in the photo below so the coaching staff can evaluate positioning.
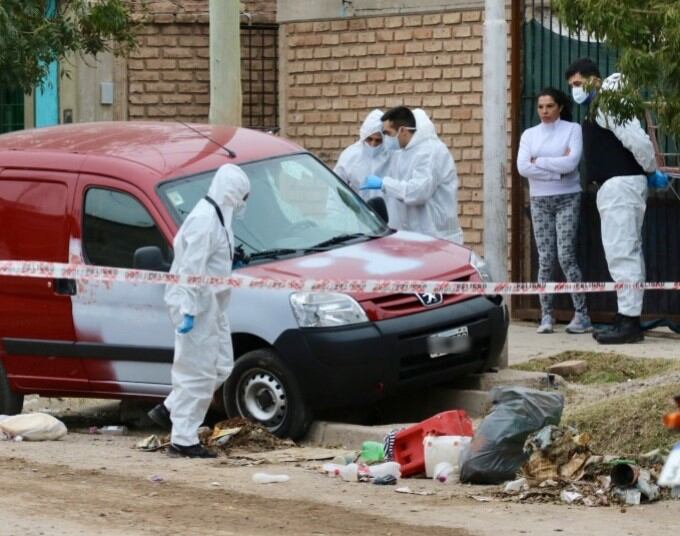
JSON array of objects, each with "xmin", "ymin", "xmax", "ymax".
[
  {"xmin": 163, "ymin": 164, "xmax": 250, "ymax": 447},
  {"xmin": 334, "ymin": 109, "xmax": 391, "ymax": 201},
  {"xmin": 382, "ymin": 108, "xmax": 464, "ymax": 244},
  {"xmin": 595, "ymin": 74, "xmax": 656, "ymax": 317}
]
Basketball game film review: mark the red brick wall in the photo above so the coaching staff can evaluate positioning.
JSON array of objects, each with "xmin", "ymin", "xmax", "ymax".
[
  {"xmin": 280, "ymin": 9, "xmax": 513, "ymax": 248},
  {"xmin": 126, "ymin": 0, "xmax": 277, "ymax": 126}
]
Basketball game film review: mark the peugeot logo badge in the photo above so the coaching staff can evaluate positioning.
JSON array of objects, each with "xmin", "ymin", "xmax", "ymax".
[{"xmin": 416, "ymin": 292, "xmax": 444, "ymax": 307}]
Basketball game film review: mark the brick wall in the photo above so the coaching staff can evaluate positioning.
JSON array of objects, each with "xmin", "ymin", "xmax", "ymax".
[
  {"xmin": 127, "ymin": 0, "xmax": 277, "ymax": 126},
  {"xmin": 280, "ymin": 9, "xmax": 513, "ymax": 249}
]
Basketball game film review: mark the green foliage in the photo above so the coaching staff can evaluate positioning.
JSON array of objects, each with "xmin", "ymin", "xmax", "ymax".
[
  {"xmin": 0, "ymin": 0, "xmax": 137, "ymax": 93},
  {"xmin": 555, "ymin": 0, "xmax": 680, "ymax": 139}
]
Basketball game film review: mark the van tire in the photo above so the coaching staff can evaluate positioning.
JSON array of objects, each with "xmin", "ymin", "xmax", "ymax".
[
  {"xmin": 224, "ymin": 349, "xmax": 312, "ymax": 440},
  {"xmin": 0, "ymin": 361, "xmax": 24, "ymax": 415}
]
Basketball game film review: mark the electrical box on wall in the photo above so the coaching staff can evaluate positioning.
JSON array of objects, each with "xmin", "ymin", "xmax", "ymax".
[{"xmin": 100, "ymin": 82, "xmax": 114, "ymax": 105}]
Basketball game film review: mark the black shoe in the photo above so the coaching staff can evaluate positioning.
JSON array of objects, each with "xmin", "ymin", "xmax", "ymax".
[
  {"xmin": 147, "ymin": 403, "xmax": 172, "ymax": 431},
  {"xmin": 592, "ymin": 313, "xmax": 622, "ymax": 341},
  {"xmin": 168, "ymin": 443, "xmax": 217, "ymax": 458},
  {"xmin": 596, "ymin": 314, "xmax": 644, "ymax": 344}
]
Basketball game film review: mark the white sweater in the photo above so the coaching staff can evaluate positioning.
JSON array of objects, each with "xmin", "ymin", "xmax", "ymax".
[{"xmin": 517, "ymin": 118, "xmax": 583, "ymax": 197}]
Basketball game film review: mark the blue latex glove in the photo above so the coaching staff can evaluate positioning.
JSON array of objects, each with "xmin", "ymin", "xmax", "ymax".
[
  {"xmin": 360, "ymin": 175, "xmax": 383, "ymax": 190},
  {"xmin": 177, "ymin": 314, "xmax": 194, "ymax": 334},
  {"xmin": 647, "ymin": 170, "xmax": 669, "ymax": 189}
]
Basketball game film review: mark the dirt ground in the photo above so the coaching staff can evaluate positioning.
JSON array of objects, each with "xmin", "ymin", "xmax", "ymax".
[
  {"xmin": 1, "ymin": 430, "xmax": 679, "ymax": 536},
  {"xmin": 3, "ymin": 324, "xmax": 680, "ymax": 536}
]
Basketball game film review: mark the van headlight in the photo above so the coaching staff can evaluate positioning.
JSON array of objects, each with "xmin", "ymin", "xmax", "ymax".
[
  {"xmin": 469, "ymin": 251, "xmax": 493, "ymax": 282},
  {"xmin": 290, "ymin": 292, "xmax": 368, "ymax": 328}
]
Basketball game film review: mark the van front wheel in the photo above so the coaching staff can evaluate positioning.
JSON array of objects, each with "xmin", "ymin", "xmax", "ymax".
[
  {"xmin": 0, "ymin": 361, "xmax": 24, "ymax": 415},
  {"xmin": 224, "ymin": 349, "xmax": 311, "ymax": 440}
]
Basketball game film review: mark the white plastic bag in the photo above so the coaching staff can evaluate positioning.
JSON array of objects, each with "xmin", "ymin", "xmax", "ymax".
[{"xmin": 0, "ymin": 413, "xmax": 67, "ymax": 441}]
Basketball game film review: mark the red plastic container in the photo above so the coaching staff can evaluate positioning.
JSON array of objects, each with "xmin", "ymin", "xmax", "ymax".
[{"xmin": 394, "ymin": 410, "xmax": 474, "ymax": 477}]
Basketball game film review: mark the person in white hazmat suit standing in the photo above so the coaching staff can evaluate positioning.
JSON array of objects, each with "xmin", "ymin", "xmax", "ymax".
[
  {"xmin": 566, "ymin": 58, "xmax": 659, "ymax": 344},
  {"xmin": 334, "ymin": 109, "xmax": 391, "ymax": 201},
  {"xmin": 148, "ymin": 163, "xmax": 250, "ymax": 458},
  {"xmin": 359, "ymin": 106, "xmax": 464, "ymax": 244}
]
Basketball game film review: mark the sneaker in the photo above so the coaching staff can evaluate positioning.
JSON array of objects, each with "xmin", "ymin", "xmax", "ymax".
[
  {"xmin": 147, "ymin": 403, "xmax": 172, "ymax": 431},
  {"xmin": 168, "ymin": 443, "xmax": 217, "ymax": 459},
  {"xmin": 566, "ymin": 312, "xmax": 593, "ymax": 334},
  {"xmin": 596, "ymin": 314, "xmax": 644, "ymax": 344},
  {"xmin": 536, "ymin": 315, "xmax": 554, "ymax": 334}
]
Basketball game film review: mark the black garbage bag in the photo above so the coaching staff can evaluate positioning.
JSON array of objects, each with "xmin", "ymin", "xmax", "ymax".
[{"xmin": 459, "ymin": 386, "xmax": 564, "ymax": 484}]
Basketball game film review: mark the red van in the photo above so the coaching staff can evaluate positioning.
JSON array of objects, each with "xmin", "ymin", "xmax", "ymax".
[{"xmin": 0, "ymin": 122, "xmax": 507, "ymax": 438}]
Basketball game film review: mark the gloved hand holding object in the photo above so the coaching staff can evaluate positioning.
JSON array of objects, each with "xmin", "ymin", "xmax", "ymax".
[
  {"xmin": 176, "ymin": 314, "xmax": 194, "ymax": 334},
  {"xmin": 360, "ymin": 175, "xmax": 383, "ymax": 190},
  {"xmin": 647, "ymin": 170, "xmax": 669, "ymax": 189}
]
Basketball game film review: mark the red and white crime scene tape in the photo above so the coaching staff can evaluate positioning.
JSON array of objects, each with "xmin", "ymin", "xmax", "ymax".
[{"xmin": 1, "ymin": 260, "xmax": 679, "ymax": 295}]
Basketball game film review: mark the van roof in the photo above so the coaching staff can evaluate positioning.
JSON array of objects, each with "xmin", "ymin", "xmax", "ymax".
[{"xmin": 0, "ymin": 121, "xmax": 303, "ymax": 182}]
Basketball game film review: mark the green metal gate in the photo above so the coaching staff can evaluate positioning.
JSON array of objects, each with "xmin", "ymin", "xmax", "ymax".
[{"xmin": 514, "ymin": 3, "xmax": 680, "ymax": 323}]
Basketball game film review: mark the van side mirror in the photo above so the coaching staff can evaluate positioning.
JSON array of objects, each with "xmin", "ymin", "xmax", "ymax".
[
  {"xmin": 367, "ymin": 196, "xmax": 389, "ymax": 224},
  {"xmin": 133, "ymin": 246, "xmax": 172, "ymax": 272}
]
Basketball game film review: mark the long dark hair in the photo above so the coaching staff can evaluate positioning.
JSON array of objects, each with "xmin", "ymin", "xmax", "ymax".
[{"xmin": 537, "ymin": 87, "xmax": 572, "ymax": 122}]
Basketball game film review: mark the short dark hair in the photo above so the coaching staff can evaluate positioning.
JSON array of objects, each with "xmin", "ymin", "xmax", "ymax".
[
  {"xmin": 537, "ymin": 87, "xmax": 573, "ymax": 122},
  {"xmin": 381, "ymin": 106, "xmax": 416, "ymax": 129},
  {"xmin": 565, "ymin": 57, "xmax": 601, "ymax": 81}
]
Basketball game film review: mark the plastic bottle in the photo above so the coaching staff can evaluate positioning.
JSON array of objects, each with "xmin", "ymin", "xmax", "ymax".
[
  {"xmin": 360, "ymin": 441, "xmax": 385, "ymax": 463},
  {"xmin": 433, "ymin": 461, "xmax": 455, "ymax": 483},
  {"xmin": 321, "ymin": 463, "xmax": 359, "ymax": 481},
  {"xmin": 367, "ymin": 461, "xmax": 401, "ymax": 479},
  {"xmin": 252, "ymin": 472, "xmax": 290, "ymax": 484}
]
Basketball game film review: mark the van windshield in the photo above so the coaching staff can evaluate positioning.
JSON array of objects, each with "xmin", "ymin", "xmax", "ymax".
[{"xmin": 158, "ymin": 154, "xmax": 389, "ymax": 258}]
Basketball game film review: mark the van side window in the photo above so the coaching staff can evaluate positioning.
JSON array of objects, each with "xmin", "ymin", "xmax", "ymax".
[{"xmin": 83, "ymin": 188, "xmax": 171, "ymax": 268}]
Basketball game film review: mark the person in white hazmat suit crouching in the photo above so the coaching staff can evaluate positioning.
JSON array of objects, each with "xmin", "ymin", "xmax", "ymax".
[
  {"xmin": 334, "ymin": 109, "xmax": 391, "ymax": 201},
  {"xmin": 359, "ymin": 106, "xmax": 464, "ymax": 244},
  {"xmin": 148, "ymin": 163, "xmax": 250, "ymax": 458}
]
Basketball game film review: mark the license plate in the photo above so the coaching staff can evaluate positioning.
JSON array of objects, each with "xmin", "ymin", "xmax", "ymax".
[{"xmin": 427, "ymin": 326, "xmax": 471, "ymax": 359}]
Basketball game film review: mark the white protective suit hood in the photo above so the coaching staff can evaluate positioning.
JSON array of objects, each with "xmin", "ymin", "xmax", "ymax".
[
  {"xmin": 404, "ymin": 108, "xmax": 438, "ymax": 150},
  {"xmin": 207, "ymin": 163, "xmax": 251, "ymax": 218},
  {"xmin": 359, "ymin": 109, "xmax": 384, "ymax": 141}
]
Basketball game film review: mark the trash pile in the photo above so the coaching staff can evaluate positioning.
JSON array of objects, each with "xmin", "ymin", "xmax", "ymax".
[
  {"xmin": 497, "ymin": 425, "xmax": 675, "ymax": 506},
  {"xmin": 319, "ymin": 408, "xmax": 474, "ymax": 486},
  {"xmin": 136, "ymin": 417, "xmax": 295, "ymax": 455},
  {"xmin": 314, "ymin": 386, "xmax": 680, "ymax": 506}
]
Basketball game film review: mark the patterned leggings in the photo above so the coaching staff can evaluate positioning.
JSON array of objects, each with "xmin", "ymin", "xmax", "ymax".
[{"xmin": 530, "ymin": 192, "xmax": 587, "ymax": 317}]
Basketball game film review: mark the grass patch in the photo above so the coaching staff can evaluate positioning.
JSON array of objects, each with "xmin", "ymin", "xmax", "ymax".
[
  {"xmin": 564, "ymin": 384, "xmax": 680, "ymax": 456},
  {"xmin": 511, "ymin": 351, "xmax": 678, "ymax": 384}
]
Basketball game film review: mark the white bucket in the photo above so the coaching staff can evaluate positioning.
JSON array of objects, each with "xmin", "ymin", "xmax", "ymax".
[{"xmin": 423, "ymin": 435, "xmax": 472, "ymax": 478}]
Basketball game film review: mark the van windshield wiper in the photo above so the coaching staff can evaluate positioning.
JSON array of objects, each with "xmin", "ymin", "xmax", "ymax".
[
  {"xmin": 311, "ymin": 233, "xmax": 379, "ymax": 249},
  {"xmin": 248, "ymin": 248, "xmax": 304, "ymax": 261}
]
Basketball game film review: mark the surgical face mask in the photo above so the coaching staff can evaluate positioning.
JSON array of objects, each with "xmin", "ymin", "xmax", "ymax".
[
  {"xmin": 383, "ymin": 133, "xmax": 400, "ymax": 152},
  {"xmin": 572, "ymin": 86, "xmax": 594, "ymax": 105},
  {"xmin": 234, "ymin": 201, "xmax": 247, "ymax": 220},
  {"xmin": 363, "ymin": 141, "xmax": 383, "ymax": 157}
]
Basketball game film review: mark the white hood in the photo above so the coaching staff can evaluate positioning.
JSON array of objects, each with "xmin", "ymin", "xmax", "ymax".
[
  {"xmin": 406, "ymin": 108, "xmax": 438, "ymax": 149},
  {"xmin": 207, "ymin": 163, "xmax": 251, "ymax": 212},
  {"xmin": 359, "ymin": 109, "xmax": 385, "ymax": 141}
]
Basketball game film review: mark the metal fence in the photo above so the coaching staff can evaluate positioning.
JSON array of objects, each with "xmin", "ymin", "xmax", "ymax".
[
  {"xmin": 513, "ymin": 1, "xmax": 680, "ymax": 323},
  {"xmin": 241, "ymin": 22, "xmax": 279, "ymax": 132}
]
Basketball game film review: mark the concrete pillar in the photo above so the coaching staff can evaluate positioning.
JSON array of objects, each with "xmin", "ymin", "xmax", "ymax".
[{"xmin": 209, "ymin": 0, "xmax": 242, "ymax": 125}]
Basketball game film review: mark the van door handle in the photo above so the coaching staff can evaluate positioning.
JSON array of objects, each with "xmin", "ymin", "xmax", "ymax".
[{"xmin": 53, "ymin": 278, "xmax": 77, "ymax": 296}]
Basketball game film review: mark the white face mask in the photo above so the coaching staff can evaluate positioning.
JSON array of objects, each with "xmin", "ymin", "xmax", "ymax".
[
  {"xmin": 234, "ymin": 200, "xmax": 247, "ymax": 220},
  {"xmin": 363, "ymin": 141, "xmax": 383, "ymax": 157},
  {"xmin": 383, "ymin": 132, "xmax": 401, "ymax": 152},
  {"xmin": 572, "ymin": 86, "xmax": 590, "ymax": 105}
]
